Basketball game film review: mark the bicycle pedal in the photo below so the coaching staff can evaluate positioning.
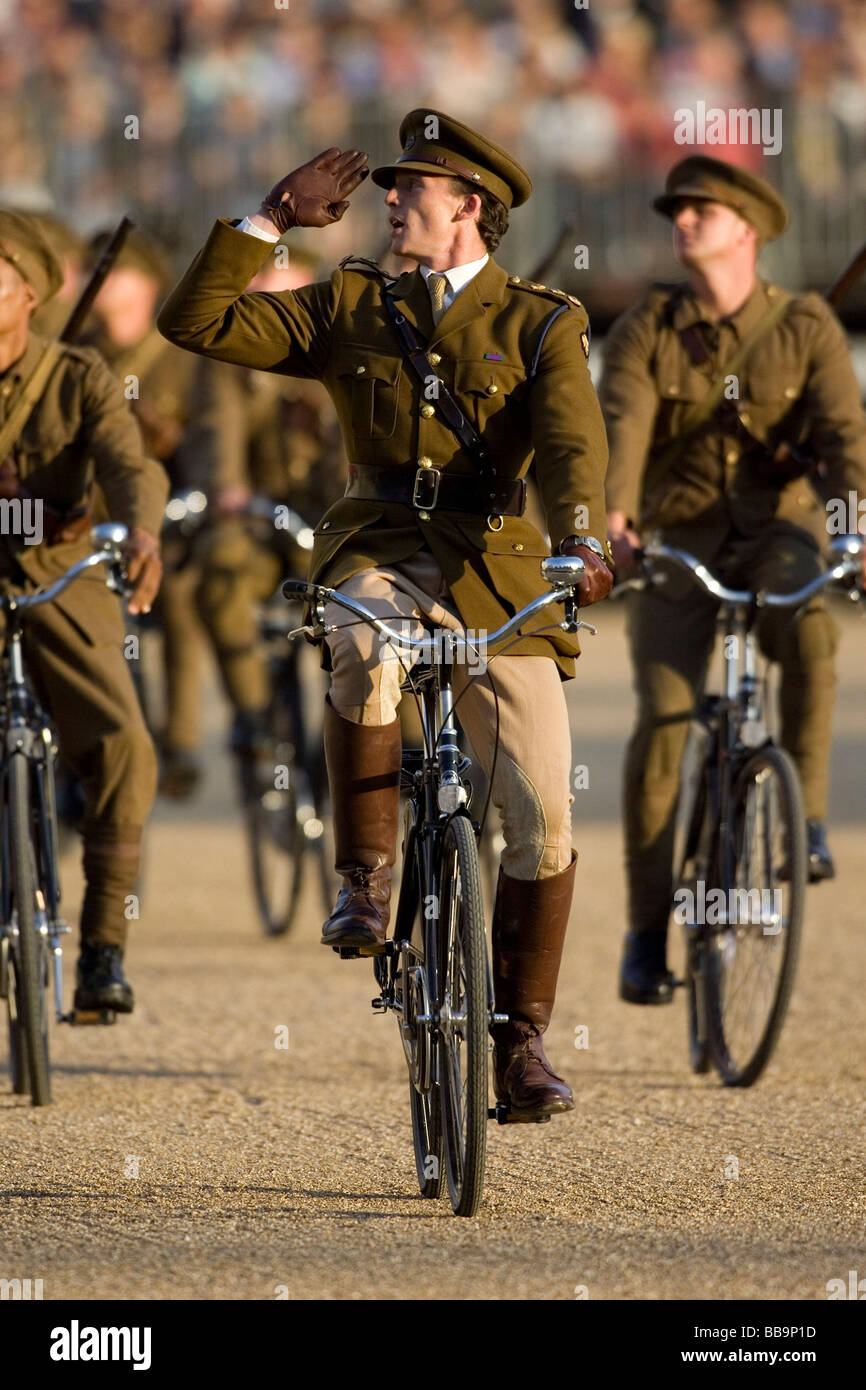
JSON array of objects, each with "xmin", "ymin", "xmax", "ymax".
[
  {"xmin": 333, "ymin": 946, "xmax": 361, "ymax": 959},
  {"xmin": 66, "ymin": 1008, "xmax": 117, "ymax": 1026},
  {"xmin": 488, "ymin": 1102, "xmax": 551, "ymax": 1125}
]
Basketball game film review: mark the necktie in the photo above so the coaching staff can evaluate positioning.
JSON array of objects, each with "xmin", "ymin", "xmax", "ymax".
[{"xmin": 427, "ymin": 271, "xmax": 449, "ymax": 325}]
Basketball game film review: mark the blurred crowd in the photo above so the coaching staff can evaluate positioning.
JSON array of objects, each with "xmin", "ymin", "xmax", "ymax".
[{"xmin": 2, "ymin": 0, "xmax": 866, "ymax": 303}]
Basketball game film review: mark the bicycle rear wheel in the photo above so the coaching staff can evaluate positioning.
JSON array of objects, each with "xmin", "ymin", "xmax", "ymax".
[
  {"xmin": 705, "ymin": 745, "xmax": 806, "ymax": 1087},
  {"xmin": 437, "ymin": 814, "xmax": 487, "ymax": 1218},
  {"xmin": 6, "ymin": 754, "xmax": 50, "ymax": 1106}
]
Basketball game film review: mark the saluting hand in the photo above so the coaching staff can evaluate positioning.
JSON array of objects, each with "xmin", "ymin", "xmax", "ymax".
[
  {"xmin": 258, "ymin": 148, "xmax": 370, "ymax": 233},
  {"xmin": 123, "ymin": 526, "xmax": 162, "ymax": 616}
]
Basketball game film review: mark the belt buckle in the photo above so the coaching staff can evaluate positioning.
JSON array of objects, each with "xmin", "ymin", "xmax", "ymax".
[{"xmin": 413, "ymin": 465, "xmax": 441, "ymax": 511}]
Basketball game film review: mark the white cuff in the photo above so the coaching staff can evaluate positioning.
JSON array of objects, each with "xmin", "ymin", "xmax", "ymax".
[{"xmin": 236, "ymin": 216, "xmax": 281, "ymax": 242}]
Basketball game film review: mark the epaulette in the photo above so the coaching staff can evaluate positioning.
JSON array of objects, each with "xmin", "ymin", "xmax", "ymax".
[
  {"xmin": 338, "ymin": 254, "xmax": 396, "ymax": 284},
  {"xmin": 507, "ymin": 276, "xmax": 585, "ymax": 311}
]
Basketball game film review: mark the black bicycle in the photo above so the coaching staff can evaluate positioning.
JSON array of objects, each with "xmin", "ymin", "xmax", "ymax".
[
  {"xmin": 0, "ymin": 523, "xmax": 131, "ymax": 1106},
  {"xmin": 284, "ymin": 554, "xmax": 595, "ymax": 1216},
  {"xmin": 629, "ymin": 535, "xmax": 864, "ymax": 1087}
]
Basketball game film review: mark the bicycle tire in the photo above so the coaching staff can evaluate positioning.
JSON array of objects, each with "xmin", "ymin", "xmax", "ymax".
[
  {"xmin": 705, "ymin": 744, "xmax": 806, "ymax": 1087},
  {"xmin": 395, "ymin": 800, "xmax": 442, "ymax": 1199},
  {"xmin": 678, "ymin": 761, "xmax": 712, "ymax": 1075},
  {"xmin": 245, "ymin": 781, "xmax": 306, "ymax": 937},
  {"xmin": 437, "ymin": 813, "xmax": 488, "ymax": 1218},
  {"xmin": 8, "ymin": 992, "xmax": 29, "ymax": 1094},
  {"xmin": 7, "ymin": 754, "xmax": 50, "ymax": 1105}
]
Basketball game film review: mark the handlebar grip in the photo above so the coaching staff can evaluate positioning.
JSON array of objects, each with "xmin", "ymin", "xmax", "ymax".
[{"xmin": 282, "ymin": 578, "xmax": 317, "ymax": 602}]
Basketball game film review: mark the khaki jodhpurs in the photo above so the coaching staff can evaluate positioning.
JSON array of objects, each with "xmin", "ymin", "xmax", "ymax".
[
  {"xmin": 323, "ymin": 549, "xmax": 574, "ymax": 881},
  {"xmin": 624, "ymin": 523, "xmax": 838, "ymax": 934}
]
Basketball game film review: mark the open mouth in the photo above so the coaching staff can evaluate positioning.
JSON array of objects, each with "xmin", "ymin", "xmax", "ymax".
[{"xmin": 389, "ymin": 215, "xmax": 405, "ymax": 233}]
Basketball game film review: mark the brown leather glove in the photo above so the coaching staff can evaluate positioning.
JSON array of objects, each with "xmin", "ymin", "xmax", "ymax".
[
  {"xmin": 559, "ymin": 539, "xmax": 614, "ymax": 607},
  {"xmin": 123, "ymin": 526, "xmax": 162, "ymax": 616},
  {"xmin": 258, "ymin": 147, "xmax": 370, "ymax": 233}
]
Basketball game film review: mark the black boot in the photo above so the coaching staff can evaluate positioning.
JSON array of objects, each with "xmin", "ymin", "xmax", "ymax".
[
  {"xmin": 74, "ymin": 944, "xmax": 134, "ymax": 1013},
  {"xmin": 807, "ymin": 820, "xmax": 835, "ymax": 882},
  {"xmin": 619, "ymin": 930, "xmax": 677, "ymax": 1005}
]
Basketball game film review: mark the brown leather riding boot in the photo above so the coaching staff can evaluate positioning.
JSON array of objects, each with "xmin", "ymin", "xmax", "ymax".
[
  {"xmin": 492, "ymin": 852, "xmax": 577, "ymax": 1119},
  {"xmin": 320, "ymin": 696, "xmax": 401, "ymax": 950}
]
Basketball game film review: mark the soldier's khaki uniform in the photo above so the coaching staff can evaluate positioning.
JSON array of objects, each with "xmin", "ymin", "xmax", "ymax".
[
  {"xmin": 184, "ymin": 359, "xmax": 345, "ymax": 716},
  {"xmin": 1, "ymin": 333, "xmax": 167, "ymax": 945},
  {"xmin": 157, "ymin": 220, "xmax": 609, "ymax": 673},
  {"xmin": 158, "ymin": 217, "xmax": 610, "ymax": 878},
  {"xmin": 90, "ymin": 327, "xmax": 210, "ymax": 754},
  {"xmin": 601, "ymin": 279, "xmax": 866, "ymax": 931}
]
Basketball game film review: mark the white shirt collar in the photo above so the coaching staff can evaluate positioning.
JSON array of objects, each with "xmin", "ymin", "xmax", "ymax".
[{"xmin": 419, "ymin": 253, "xmax": 489, "ymax": 297}]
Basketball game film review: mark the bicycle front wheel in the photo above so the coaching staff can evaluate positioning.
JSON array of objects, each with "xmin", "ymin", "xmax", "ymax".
[
  {"xmin": 705, "ymin": 745, "xmax": 806, "ymax": 1087},
  {"xmin": 437, "ymin": 814, "xmax": 487, "ymax": 1218},
  {"xmin": 6, "ymin": 754, "xmax": 50, "ymax": 1106}
]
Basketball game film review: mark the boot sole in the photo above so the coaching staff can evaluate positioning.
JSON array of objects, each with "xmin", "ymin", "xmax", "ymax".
[
  {"xmin": 321, "ymin": 930, "xmax": 387, "ymax": 952},
  {"xmin": 495, "ymin": 1098, "xmax": 574, "ymax": 1123},
  {"xmin": 619, "ymin": 981, "xmax": 676, "ymax": 1005},
  {"xmin": 73, "ymin": 991, "xmax": 133, "ymax": 1014}
]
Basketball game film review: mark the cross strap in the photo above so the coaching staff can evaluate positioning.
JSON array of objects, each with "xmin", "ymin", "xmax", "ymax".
[
  {"xmin": 379, "ymin": 281, "xmax": 496, "ymax": 477},
  {"xmin": 645, "ymin": 290, "xmax": 793, "ymax": 493}
]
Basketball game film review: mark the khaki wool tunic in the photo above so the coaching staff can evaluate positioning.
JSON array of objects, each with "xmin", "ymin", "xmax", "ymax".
[{"xmin": 157, "ymin": 219, "xmax": 611, "ymax": 679}]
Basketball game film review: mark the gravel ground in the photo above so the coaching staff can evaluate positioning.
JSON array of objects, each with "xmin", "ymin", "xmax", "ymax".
[{"xmin": 1, "ymin": 602, "xmax": 864, "ymax": 1301}]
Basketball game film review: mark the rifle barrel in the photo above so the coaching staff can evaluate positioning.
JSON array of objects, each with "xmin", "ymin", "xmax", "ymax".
[{"xmin": 59, "ymin": 215, "xmax": 135, "ymax": 344}]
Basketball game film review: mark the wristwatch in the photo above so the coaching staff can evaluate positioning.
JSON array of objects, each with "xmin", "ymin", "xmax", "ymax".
[{"xmin": 559, "ymin": 534, "xmax": 614, "ymax": 566}]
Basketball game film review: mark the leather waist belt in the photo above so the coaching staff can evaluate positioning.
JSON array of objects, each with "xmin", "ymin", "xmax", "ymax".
[{"xmin": 344, "ymin": 463, "xmax": 526, "ymax": 518}]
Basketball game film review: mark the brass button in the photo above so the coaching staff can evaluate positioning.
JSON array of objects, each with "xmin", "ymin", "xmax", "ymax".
[
  {"xmin": 513, "ymin": 542, "xmax": 524, "ymax": 552},
  {"xmin": 429, "ymin": 352, "xmax": 441, "ymax": 366},
  {"xmin": 486, "ymin": 383, "xmax": 498, "ymax": 395},
  {"xmin": 417, "ymin": 456, "xmax": 432, "ymax": 468},
  {"xmin": 420, "ymin": 404, "xmax": 434, "ymax": 418},
  {"xmin": 667, "ymin": 385, "xmax": 678, "ymax": 395},
  {"xmin": 418, "ymin": 510, "xmax": 430, "ymax": 521},
  {"xmin": 725, "ymin": 449, "xmax": 738, "ymax": 465},
  {"xmin": 355, "ymin": 364, "xmax": 366, "ymax": 375},
  {"xmin": 784, "ymin": 385, "xmax": 797, "ymax": 399}
]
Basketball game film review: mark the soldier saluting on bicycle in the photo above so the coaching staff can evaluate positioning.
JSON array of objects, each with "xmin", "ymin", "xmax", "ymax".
[
  {"xmin": 600, "ymin": 156, "xmax": 866, "ymax": 1007},
  {"xmin": 158, "ymin": 112, "xmax": 613, "ymax": 1121},
  {"xmin": 0, "ymin": 211, "xmax": 168, "ymax": 1014}
]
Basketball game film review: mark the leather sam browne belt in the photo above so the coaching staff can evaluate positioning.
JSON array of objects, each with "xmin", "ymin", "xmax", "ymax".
[{"xmin": 344, "ymin": 462, "xmax": 526, "ymax": 517}]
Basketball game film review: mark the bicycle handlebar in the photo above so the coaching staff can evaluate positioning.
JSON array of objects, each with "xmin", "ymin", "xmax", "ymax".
[
  {"xmin": 618, "ymin": 536, "xmax": 864, "ymax": 609},
  {"xmin": 0, "ymin": 523, "xmax": 130, "ymax": 612},
  {"xmin": 282, "ymin": 554, "xmax": 594, "ymax": 656}
]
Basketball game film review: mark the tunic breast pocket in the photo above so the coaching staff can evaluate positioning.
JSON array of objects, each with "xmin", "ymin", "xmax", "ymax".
[
  {"xmin": 13, "ymin": 420, "xmax": 80, "ymax": 494},
  {"xmin": 454, "ymin": 359, "xmax": 522, "ymax": 432},
  {"xmin": 335, "ymin": 346, "xmax": 402, "ymax": 442}
]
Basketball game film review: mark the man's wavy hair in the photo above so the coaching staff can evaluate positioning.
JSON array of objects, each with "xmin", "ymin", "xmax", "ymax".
[{"xmin": 449, "ymin": 176, "xmax": 510, "ymax": 253}]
